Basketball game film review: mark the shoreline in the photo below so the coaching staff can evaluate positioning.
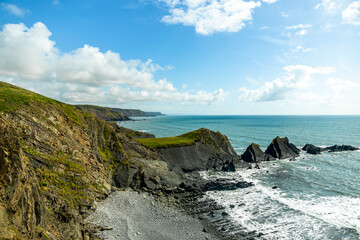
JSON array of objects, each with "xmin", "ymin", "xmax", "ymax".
[
  {"xmin": 87, "ymin": 178, "xmax": 262, "ymax": 240},
  {"xmin": 86, "ymin": 189, "xmax": 218, "ymax": 240}
]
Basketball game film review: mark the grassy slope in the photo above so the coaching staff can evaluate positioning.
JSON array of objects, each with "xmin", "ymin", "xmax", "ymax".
[
  {"xmin": 0, "ymin": 81, "xmax": 86, "ymax": 125},
  {"xmin": 75, "ymin": 105, "xmax": 129, "ymax": 121},
  {"xmin": 0, "ymin": 81, "xmax": 132, "ymax": 238},
  {"xmin": 135, "ymin": 128, "xmax": 209, "ymax": 149}
]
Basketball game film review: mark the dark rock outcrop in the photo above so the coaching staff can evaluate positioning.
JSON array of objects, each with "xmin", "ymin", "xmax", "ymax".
[
  {"xmin": 302, "ymin": 144, "xmax": 358, "ymax": 155},
  {"xmin": 203, "ymin": 179, "xmax": 253, "ymax": 191},
  {"xmin": 265, "ymin": 136, "xmax": 300, "ymax": 159},
  {"xmin": 241, "ymin": 143, "xmax": 267, "ymax": 163},
  {"xmin": 302, "ymin": 144, "xmax": 322, "ymax": 155},
  {"xmin": 155, "ymin": 129, "xmax": 238, "ymax": 173},
  {"xmin": 326, "ymin": 145, "xmax": 359, "ymax": 152}
]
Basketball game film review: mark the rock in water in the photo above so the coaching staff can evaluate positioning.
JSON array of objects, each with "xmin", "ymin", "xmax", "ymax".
[
  {"xmin": 241, "ymin": 143, "xmax": 267, "ymax": 163},
  {"xmin": 302, "ymin": 144, "xmax": 322, "ymax": 155},
  {"xmin": 265, "ymin": 136, "xmax": 300, "ymax": 159},
  {"xmin": 326, "ymin": 145, "xmax": 359, "ymax": 152}
]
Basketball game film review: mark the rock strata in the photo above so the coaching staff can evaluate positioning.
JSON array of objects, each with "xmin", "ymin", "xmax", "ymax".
[
  {"xmin": 148, "ymin": 128, "xmax": 238, "ymax": 173},
  {"xmin": 265, "ymin": 136, "xmax": 300, "ymax": 159},
  {"xmin": 241, "ymin": 143, "xmax": 267, "ymax": 163}
]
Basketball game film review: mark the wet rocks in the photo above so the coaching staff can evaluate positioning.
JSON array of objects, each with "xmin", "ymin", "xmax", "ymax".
[
  {"xmin": 265, "ymin": 136, "xmax": 300, "ymax": 159},
  {"xmin": 326, "ymin": 145, "xmax": 359, "ymax": 152},
  {"xmin": 202, "ymin": 179, "xmax": 254, "ymax": 192},
  {"xmin": 301, "ymin": 144, "xmax": 359, "ymax": 155},
  {"xmin": 302, "ymin": 144, "xmax": 322, "ymax": 155},
  {"xmin": 241, "ymin": 143, "xmax": 267, "ymax": 163}
]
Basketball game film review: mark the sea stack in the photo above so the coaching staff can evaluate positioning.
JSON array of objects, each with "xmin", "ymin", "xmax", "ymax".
[
  {"xmin": 241, "ymin": 143, "xmax": 267, "ymax": 163},
  {"xmin": 265, "ymin": 136, "xmax": 300, "ymax": 159}
]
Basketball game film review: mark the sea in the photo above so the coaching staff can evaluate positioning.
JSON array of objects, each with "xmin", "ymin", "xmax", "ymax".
[{"xmin": 118, "ymin": 115, "xmax": 360, "ymax": 240}]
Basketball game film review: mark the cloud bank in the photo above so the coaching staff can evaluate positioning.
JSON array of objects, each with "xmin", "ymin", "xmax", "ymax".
[
  {"xmin": 0, "ymin": 22, "xmax": 226, "ymax": 104},
  {"xmin": 342, "ymin": 0, "xmax": 360, "ymax": 25},
  {"xmin": 238, "ymin": 65, "xmax": 335, "ymax": 102},
  {"xmin": 160, "ymin": 0, "xmax": 275, "ymax": 35}
]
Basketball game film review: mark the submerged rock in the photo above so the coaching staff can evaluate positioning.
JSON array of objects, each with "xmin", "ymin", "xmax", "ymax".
[
  {"xmin": 265, "ymin": 136, "xmax": 300, "ymax": 159},
  {"xmin": 302, "ymin": 144, "xmax": 322, "ymax": 155}
]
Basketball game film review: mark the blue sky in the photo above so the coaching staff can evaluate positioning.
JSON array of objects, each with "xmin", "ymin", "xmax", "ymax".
[{"xmin": 0, "ymin": 0, "xmax": 359, "ymax": 114}]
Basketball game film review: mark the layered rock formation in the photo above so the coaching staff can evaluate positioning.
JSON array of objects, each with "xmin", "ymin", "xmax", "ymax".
[
  {"xmin": 75, "ymin": 105, "xmax": 165, "ymax": 121},
  {"xmin": 75, "ymin": 105, "xmax": 129, "ymax": 121},
  {"xmin": 0, "ymin": 82, "xmax": 240, "ymax": 238},
  {"xmin": 136, "ymin": 128, "xmax": 238, "ymax": 173},
  {"xmin": 0, "ymin": 82, "xmax": 166, "ymax": 239},
  {"xmin": 265, "ymin": 136, "xmax": 300, "ymax": 159},
  {"xmin": 241, "ymin": 143, "xmax": 267, "ymax": 163}
]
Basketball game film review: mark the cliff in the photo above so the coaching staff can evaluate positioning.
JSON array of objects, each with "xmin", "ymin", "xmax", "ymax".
[
  {"xmin": 75, "ymin": 105, "xmax": 129, "ymax": 121},
  {"xmin": 0, "ymin": 82, "xmax": 156, "ymax": 239},
  {"xmin": 0, "ymin": 81, "xmax": 241, "ymax": 239},
  {"xmin": 136, "ymin": 128, "xmax": 238, "ymax": 172},
  {"xmin": 75, "ymin": 105, "xmax": 165, "ymax": 121}
]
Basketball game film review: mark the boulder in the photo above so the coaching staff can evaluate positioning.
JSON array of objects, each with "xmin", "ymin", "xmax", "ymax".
[
  {"xmin": 302, "ymin": 144, "xmax": 322, "ymax": 155},
  {"xmin": 265, "ymin": 136, "xmax": 300, "ymax": 159},
  {"xmin": 114, "ymin": 165, "xmax": 139, "ymax": 188},
  {"xmin": 241, "ymin": 143, "xmax": 266, "ymax": 163},
  {"xmin": 326, "ymin": 145, "xmax": 359, "ymax": 152}
]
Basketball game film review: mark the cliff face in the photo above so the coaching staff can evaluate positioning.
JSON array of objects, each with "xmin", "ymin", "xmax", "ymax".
[
  {"xmin": 0, "ymin": 82, "xmax": 144, "ymax": 239},
  {"xmin": 75, "ymin": 105, "xmax": 129, "ymax": 121},
  {"xmin": 136, "ymin": 128, "xmax": 238, "ymax": 172},
  {"xmin": 0, "ymin": 82, "xmax": 243, "ymax": 239}
]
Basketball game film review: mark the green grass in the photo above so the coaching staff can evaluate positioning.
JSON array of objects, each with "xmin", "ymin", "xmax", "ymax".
[
  {"xmin": 135, "ymin": 128, "xmax": 208, "ymax": 149},
  {"xmin": 0, "ymin": 81, "xmax": 86, "ymax": 125},
  {"xmin": 0, "ymin": 81, "xmax": 58, "ymax": 112}
]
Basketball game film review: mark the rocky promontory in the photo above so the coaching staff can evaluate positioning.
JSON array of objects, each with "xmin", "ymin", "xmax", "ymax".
[
  {"xmin": 0, "ymin": 82, "xmax": 246, "ymax": 239},
  {"xmin": 135, "ymin": 128, "xmax": 237, "ymax": 173}
]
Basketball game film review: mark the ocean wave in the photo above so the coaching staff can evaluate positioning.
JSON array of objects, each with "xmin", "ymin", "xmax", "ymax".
[{"xmin": 204, "ymin": 171, "xmax": 360, "ymax": 240}]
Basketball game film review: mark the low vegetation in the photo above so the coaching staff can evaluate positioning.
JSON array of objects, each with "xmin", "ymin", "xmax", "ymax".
[{"xmin": 135, "ymin": 128, "xmax": 209, "ymax": 149}]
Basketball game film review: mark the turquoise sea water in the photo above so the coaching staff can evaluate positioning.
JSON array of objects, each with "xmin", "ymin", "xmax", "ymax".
[{"xmin": 119, "ymin": 115, "xmax": 360, "ymax": 239}]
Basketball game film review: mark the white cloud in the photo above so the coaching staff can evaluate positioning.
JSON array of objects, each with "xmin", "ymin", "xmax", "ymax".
[
  {"xmin": 315, "ymin": 0, "xmax": 337, "ymax": 12},
  {"xmin": 238, "ymin": 65, "xmax": 335, "ymax": 102},
  {"xmin": 0, "ymin": 3, "xmax": 26, "ymax": 17},
  {"xmin": 292, "ymin": 45, "xmax": 312, "ymax": 53},
  {"xmin": 342, "ymin": 0, "xmax": 360, "ymax": 25},
  {"xmin": 0, "ymin": 22, "xmax": 226, "ymax": 104},
  {"xmin": 326, "ymin": 78, "xmax": 359, "ymax": 92},
  {"xmin": 161, "ymin": 0, "xmax": 262, "ymax": 35},
  {"xmin": 284, "ymin": 24, "xmax": 312, "ymax": 36},
  {"xmin": 262, "ymin": 0, "xmax": 277, "ymax": 4}
]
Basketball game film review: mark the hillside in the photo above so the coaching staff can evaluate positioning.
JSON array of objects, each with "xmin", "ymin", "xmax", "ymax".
[
  {"xmin": 75, "ymin": 105, "xmax": 165, "ymax": 119},
  {"xmin": 0, "ymin": 81, "xmax": 240, "ymax": 239},
  {"xmin": 75, "ymin": 105, "xmax": 129, "ymax": 121},
  {"xmin": 0, "ymin": 82, "xmax": 156, "ymax": 239}
]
